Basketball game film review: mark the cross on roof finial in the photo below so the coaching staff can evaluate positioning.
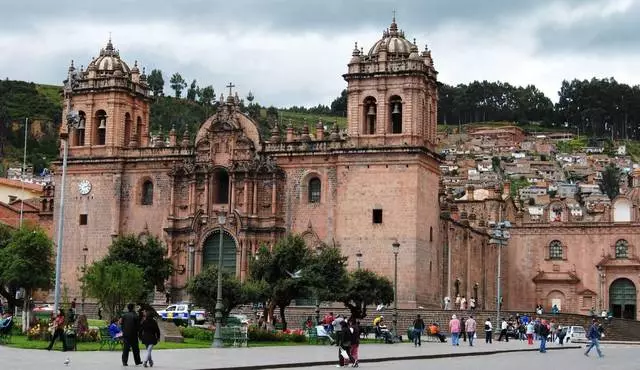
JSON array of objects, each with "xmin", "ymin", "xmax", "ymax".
[{"xmin": 226, "ymin": 82, "xmax": 236, "ymax": 96}]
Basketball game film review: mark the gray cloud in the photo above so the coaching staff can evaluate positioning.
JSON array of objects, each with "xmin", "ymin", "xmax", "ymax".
[
  {"xmin": 536, "ymin": 1, "xmax": 640, "ymax": 54},
  {"xmin": 4, "ymin": 0, "xmax": 586, "ymax": 34},
  {"xmin": 2, "ymin": 0, "xmax": 639, "ymax": 107}
]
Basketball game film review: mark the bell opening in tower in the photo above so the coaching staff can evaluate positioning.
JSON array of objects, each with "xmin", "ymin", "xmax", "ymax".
[
  {"xmin": 363, "ymin": 97, "xmax": 377, "ymax": 135},
  {"xmin": 390, "ymin": 96, "xmax": 402, "ymax": 134}
]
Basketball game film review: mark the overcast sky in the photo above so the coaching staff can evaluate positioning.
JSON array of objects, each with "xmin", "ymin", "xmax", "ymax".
[{"xmin": 1, "ymin": 0, "xmax": 639, "ymax": 107}]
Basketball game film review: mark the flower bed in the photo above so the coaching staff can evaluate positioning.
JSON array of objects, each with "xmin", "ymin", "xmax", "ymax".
[{"xmin": 179, "ymin": 326, "xmax": 306, "ymax": 343}]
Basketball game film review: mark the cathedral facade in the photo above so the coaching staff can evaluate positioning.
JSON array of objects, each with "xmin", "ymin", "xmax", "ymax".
[{"xmin": 53, "ymin": 19, "xmax": 443, "ymax": 307}]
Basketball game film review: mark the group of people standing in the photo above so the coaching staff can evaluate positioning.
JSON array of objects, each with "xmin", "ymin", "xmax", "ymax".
[
  {"xmin": 46, "ymin": 303, "xmax": 160, "ymax": 368},
  {"xmin": 119, "ymin": 303, "xmax": 161, "ymax": 368}
]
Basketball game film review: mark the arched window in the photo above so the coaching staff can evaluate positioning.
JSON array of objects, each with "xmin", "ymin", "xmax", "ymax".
[
  {"xmin": 124, "ymin": 113, "xmax": 132, "ymax": 147},
  {"xmin": 615, "ymin": 239, "xmax": 629, "ymax": 259},
  {"xmin": 389, "ymin": 96, "xmax": 402, "ymax": 134},
  {"xmin": 141, "ymin": 180, "xmax": 154, "ymax": 205},
  {"xmin": 363, "ymin": 97, "xmax": 377, "ymax": 135},
  {"xmin": 95, "ymin": 110, "xmax": 107, "ymax": 145},
  {"xmin": 213, "ymin": 169, "xmax": 229, "ymax": 204},
  {"xmin": 73, "ymin": 111, "xmax": 86, "ymax": 146},
  {"xmin": 549, "ymin": 240, "xmax": 563, "ymax": 260},
  {"xmin": 308, "ymin": 177, "xmax": 321, "ymax": 203}
]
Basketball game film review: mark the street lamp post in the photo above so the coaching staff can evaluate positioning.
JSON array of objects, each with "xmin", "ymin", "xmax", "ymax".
[
  {"xmin": 489, "ymin": 221, "xmax": 511, "ymax": 333},
  {"xmin": 315, "ymin": 248, "xmax": 322, "ymax": 325},
  {"xmin": 81, "ymin": 246, "xmax": 88, "ymax": 315},
  {"xmin": 356, "ymin": 251, "xmax": 363, "ymax": 270},
  {"xmin": 212, "ymin": 209, "xmax": 227, "ymax": 348},
  {"xmin": 53, "ymin": 63, "xmax": 82, "ymax": 313},
  {"xmin": 392, "ymin": 241, "xmax": 400, "ymax": 341}
]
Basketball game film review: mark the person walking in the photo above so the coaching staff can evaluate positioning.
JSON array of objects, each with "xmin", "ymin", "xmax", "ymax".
[
  {"xmin": 412, "ymin": 314, "xmax": 425, "ymax": 347},
  {"xmin": 484, "ymin": 318, "xmax": 493, "ymax": 344},
  {"xmin": 121, "ymin": 303, "xmax": 142, "ymax": 367},
  {"xmin": 336, "ymin": 320, "xmax": 352, "ymax": 367},
  {"xmin": 497, "ymin": 318, "xmax": 508, "ymax": 342},
  {"xmin": 465, "ymin": 315, "xmax": 477, "ymax": 347},
  {"xmin": 449, "ymin": 315, "xmax": 461, "ymax": 346},
  {"xmin": 139, "ymin": 309, "xmax": 160, "ymax": 368},
  {"xmin": 526, "ymin": 321, "xmax": 535, "ymax": 345},
  {"xmin": 349, "ymin": 320, "xmax": 360, "ymax": 367},
  {"xmin": 584, "ymin": 319, "xmax": 604, "ymax": 358},
  {"xmin": 47, "ymin": 309, "xmax": 67, "ymax": 351},
  {"xmin": 538, "ymin": 319, "xmax": 550, "ymax": 353}
]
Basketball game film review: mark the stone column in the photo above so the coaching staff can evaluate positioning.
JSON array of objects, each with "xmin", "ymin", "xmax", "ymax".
[
  {"xmin": 243, "ymin": 180, "xmax": 249, "ymax": 214},
  {"xmin": 252, "ymin": 180, "xmax": 258, "ymax": 216},
  {"xmin": 230, "ymin": 173, "xmax": 235, "ymax": 212},
  {"xmin": 169, "ymin": 176, "xmax": 175, "ymax": 217},
  {"xmin": 204, "ymin": 172, "xmax": 210, "ymax": 215},
  {"xmin": 271, "ymin": 175, "xmax": 277, "ymax": 215}
]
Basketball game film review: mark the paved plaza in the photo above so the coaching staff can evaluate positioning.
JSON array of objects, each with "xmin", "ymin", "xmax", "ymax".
[
  {"xmin": 0, "ymin": 339, "xmax": 588, "ymax": 370},
  {"xmin": 292, "ymin": 344, "xmax": 638, "ymax": 370}
]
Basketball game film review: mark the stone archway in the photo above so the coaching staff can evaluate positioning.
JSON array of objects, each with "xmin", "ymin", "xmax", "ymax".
[
  {"xmin": 202, "ymin": 230, "xmax": 237, "ymax": 274},
  {"xmin": 546, "ymin": 290, "xmax": 565, "ymax": 312},
  {"xmin": 609, "ymin": 278, "xmax": 637, "ymax": 320}
]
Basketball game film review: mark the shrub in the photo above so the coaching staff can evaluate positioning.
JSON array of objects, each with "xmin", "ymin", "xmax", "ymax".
[{"xmin": 180, "ymin": 326, "xmax": 213, "ymax": 341}]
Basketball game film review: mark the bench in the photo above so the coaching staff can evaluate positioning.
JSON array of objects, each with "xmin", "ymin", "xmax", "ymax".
[
  {"xmin": 307, "ymin": 327, "xmax": 331, "ymax": 345},
  {"xmin": 98, "ymin": 327, "xmax": 122, "ymax": 351},
  {"xmin": 220, "ymin": 326, "xmax": 248, "ymax": 347}
]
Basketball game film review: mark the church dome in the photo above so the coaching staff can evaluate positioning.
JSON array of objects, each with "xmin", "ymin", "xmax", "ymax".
[
  {"xmin": 87, "ymin": 39, "xmax": 131, "ymax": 75},
  {"xmin": 368, "ymin": 17, "xmax": 414, "ymax": 57}
]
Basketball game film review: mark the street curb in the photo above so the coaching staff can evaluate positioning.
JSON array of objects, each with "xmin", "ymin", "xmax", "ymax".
[{"xmin": 194, "ymin": 345, "xmax": 581, "ymax": 370}]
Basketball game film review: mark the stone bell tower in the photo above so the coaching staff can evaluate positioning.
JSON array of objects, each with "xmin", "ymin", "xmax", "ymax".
[
  {"xmin": 343, "ymin": 16, "xmax": 438, "ymax": 149},
  {"xmin": 62, "ymin": 38, "xmax": 151, "ymax": 156}
]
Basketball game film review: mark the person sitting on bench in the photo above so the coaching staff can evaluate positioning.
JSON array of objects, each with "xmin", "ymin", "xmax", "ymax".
[{"xmin": 428, "ymin": 322, "xmax": 447, "ymax": 342}]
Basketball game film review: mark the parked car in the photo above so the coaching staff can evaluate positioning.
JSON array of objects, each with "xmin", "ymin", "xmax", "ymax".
[
  {"xmin": 560, "ymin": 325, "xmax": 587, "ymax": 343},
  {"xmin": 33, "ymin": 304, "xmax": 54, "ymax": 312},
  {"xmin": 157, "ymin": 303, "xmax": 206, "ymax": 325}
]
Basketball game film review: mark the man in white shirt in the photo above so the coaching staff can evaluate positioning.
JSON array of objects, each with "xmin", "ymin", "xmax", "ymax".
[
  {"xmin": 484, "ymin": 318, "xmax": 493, "ymax": 343},
  {"xmin": 498, "ymin": 318, "xmax": 509, "ymax": 342}
]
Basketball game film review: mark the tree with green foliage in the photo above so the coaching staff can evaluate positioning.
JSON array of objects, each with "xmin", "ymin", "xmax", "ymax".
[
  {"xmin": 82, "ymin": 260, "xmax": 145, "ymax": 320},
  {"xmin": 330, "ymin": 89, "xmax": 347, "ymax": 116},
  {"xmin": 509, "ymin": 176, "xmax": 530, "ymax": 199},
  {"xmin": 338, "ymin": 269, "xmax": 394, "ymax": 319},
  {"xmin": 0, "ymin": 225, "xmax": 54, "ymax": 329},
  {"xmin": 303, "ymin": 245, "xmax": 348, "ymax": 302},
  {"xmin": 169, "ymin": 73, "xmax": 187, "ymax": 98},
  {"xmin": 187, "ymin": 264, "xmax": 245, "ymax": 320},
  {"xmin": 147, "ymin": 69, "xmax": 165, "ymax": 97},
  {"xmin": 248, "ymin": 235, "xmax": 313, "ymax": 330},
  {"xmin": 600, "ymin": 163, "xmax": 621, "ymax": 200},
  {"xmin": 199, "ymin": 85, "xmax": 216, "ymax": 105},
  {"xmin": 187, "ymin": 79, "xmax": 199, "ymax": 101},
  {"xmin": 102, "ymin": 234, "xmax": 173, "ymax": 300}
]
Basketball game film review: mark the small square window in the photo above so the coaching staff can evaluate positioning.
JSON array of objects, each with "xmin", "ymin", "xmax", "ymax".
[
  {"xmin": 372, "ymin": 209, "xmax": 383, "ymax": 224},
  {"xmin": 79, "ymin": 214, "xmax": 88, "ymax": 225}
]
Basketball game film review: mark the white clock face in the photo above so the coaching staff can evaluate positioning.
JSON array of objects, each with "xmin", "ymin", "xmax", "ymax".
[{"xmin": 78, "ymin": 180, "xmax": 92, "ymax": 195}]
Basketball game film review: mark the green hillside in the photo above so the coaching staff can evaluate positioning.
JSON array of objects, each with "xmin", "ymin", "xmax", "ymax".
[{"xmin": 274, "ymin": 110, "xmax": 347, "ymax": 129}]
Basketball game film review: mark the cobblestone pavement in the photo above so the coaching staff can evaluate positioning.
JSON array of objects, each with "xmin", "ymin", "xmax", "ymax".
[
  {"xmin": 289, "ymin": 344, "xmax": 637, "ymax": 370},
  {"xmin": 0, "ymin": 339, "xmax": 584, "ymax": 370}
]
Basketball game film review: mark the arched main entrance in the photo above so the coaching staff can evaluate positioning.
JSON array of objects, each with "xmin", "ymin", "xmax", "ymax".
[
  {"xmin": 202, "ymin": 230, "xmax": 237, "ymax": 274},
  {"xmin": 609, "ymin": 278, "xmax": 637, "ymax": 320}
]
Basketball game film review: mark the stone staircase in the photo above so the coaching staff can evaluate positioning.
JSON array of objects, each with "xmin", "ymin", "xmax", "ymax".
[{"xmin": 157, "ymin": 320, "xmax": 185, "ymax": 343}]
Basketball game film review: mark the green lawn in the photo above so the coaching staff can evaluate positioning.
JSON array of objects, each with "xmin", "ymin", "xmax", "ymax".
[{"xmin": 4, "ymin": 334, "xmax": 380, "ymax": 351}]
